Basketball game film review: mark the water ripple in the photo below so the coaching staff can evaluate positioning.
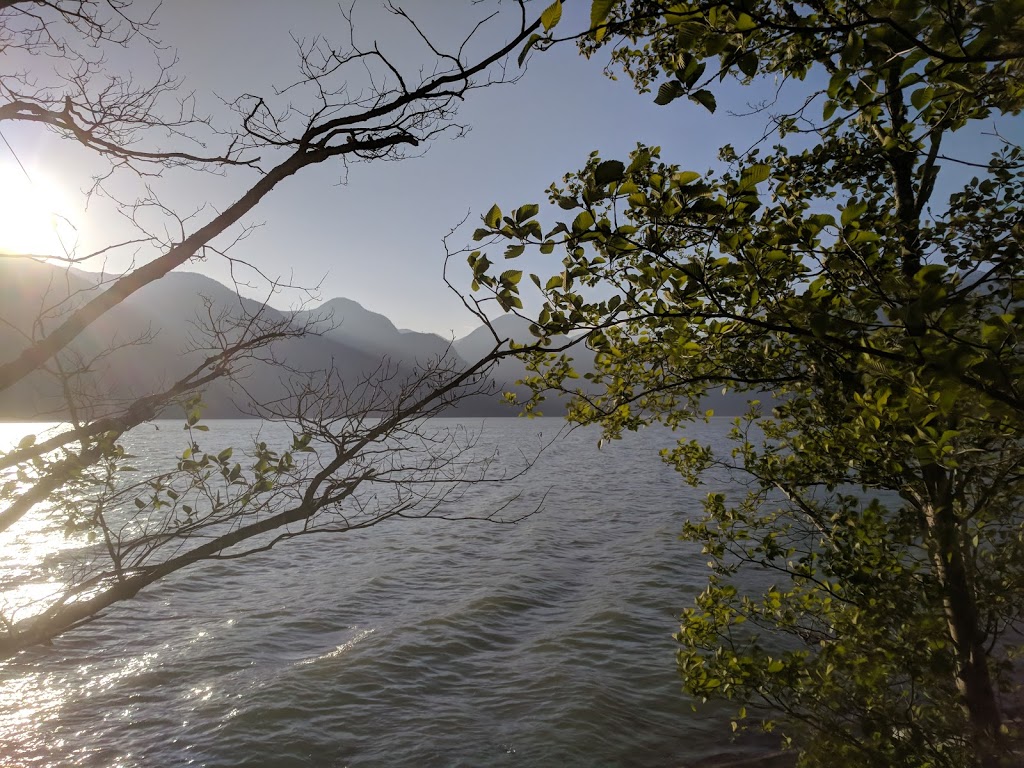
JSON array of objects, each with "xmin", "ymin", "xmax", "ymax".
[{"xmin": 0, "ymin": 418, "xmax": 750, "ymax": 767}]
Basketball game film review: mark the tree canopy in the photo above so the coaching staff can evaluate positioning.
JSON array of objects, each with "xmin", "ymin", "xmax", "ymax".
[{"xmin": 469, "ymin": 1, "xmax": 1024, "ymax": 765}]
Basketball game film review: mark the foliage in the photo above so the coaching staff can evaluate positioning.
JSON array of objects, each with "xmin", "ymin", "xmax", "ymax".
[{"xmin": 470, "ymin": 1, "xmax": 1024, "ymax": 765}]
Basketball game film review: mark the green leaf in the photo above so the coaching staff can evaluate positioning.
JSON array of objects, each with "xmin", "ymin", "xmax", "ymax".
[
  {"xmin": 591, "ymin": 0, "xmax": 614, "ymax": 30},
  {"xmin": 504, "ymin": 244, "xmax": 526, "ymax": 259},
  {"xmin": 545, "ymin": 275, "xmax": 563, "ymax": 290},
  {"xmin": 915, "ymin": 264, "xmax": 947, "ymax": 285},
  {"xmin": 910, "ymin": 86, "xmax": 934, "ymax": 111},
  {"xmin": 500, "ymin": 269, "xmax": 523, "ymax": 285},
  {"xmin": 809, "ymin": 313, "xmax": 829, "ymax": 337},
  {"xmin": 840, "ymin": 201, "xmax": 869, "ymax": 228},
  {"xmin": 472, "ymin": 255, "xmax": 491, "ymax": 276},
  {"xmin": 484, "ymin": 204, "xmax": 502, "ymax": 229},
  {"xmin": 594, "ymin": 160, "xmax": 626, "ymax": 186},
  {"xmin": 678, "ymin": 60, "xmax": 706, "ymax": 88},
  {"xmin": 655, "ymin": 80, "xmax": 685, "ymax": 105},
  {"xmin": 808, "ymin": 213, "xmax": 837, "ymax": 230},
  {"xmin": 841, "ymin": 30, "xmax": 863, "ymax": 67},
  {"xmin": 847, "ymin": 229, "xmax": 880, "ymax": 244},
  {"xmin": 518, "ymin": 33, "xmax": 543, "ymax": 67},
  {"xmin": 689, "ymin": 89, "xmax": 717, "ymax": 113},
  {"xmin": 827, "ymin": 70, "xmax": 847, "ymax": 99},
  {"xmin": 704, "ymin": 33, "xmax": 728, "ymax": 56},
  {"xmin": 515, "ymin": 203, "xmax": 540, "ymax": 222},
  {"xmin": 541, "ymin": 0, "xmax": 562, "ymax": 31},
  {"xmin": 738, "ymin": 163, "xmax": 770, "ymax": 191},
  {"xmin": 737, "ymin": 51, "xmax": 758, "ymax": 77},
  {"xmin": 572, "ymin": 210, "xmax": 595, "ymax": 233},
  {"xmin": 734, "ymin": 12, "xmax": 756, "ymax": 31}
]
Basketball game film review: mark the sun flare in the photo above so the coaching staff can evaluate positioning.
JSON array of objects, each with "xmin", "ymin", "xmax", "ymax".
[{"xmin": 0, "ymin": 163, "xmax": 79, "ymax": 258}]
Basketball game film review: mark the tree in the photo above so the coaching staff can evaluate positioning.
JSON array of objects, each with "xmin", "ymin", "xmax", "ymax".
[
  {"xmin": 0, "ymin": 1, "xmax": 551, "ymax": 656},
  {"xmin": 468, "ymin": 1, "xmax": 1024, "ymax": 765}
]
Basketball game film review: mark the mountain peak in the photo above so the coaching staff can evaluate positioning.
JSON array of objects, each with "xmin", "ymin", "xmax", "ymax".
[{"xmin": 453, "ymin": 314, "xmax": 536, "ymax": 362}]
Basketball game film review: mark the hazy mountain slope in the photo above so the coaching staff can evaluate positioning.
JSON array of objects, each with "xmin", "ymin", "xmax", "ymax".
[
  {"xmin": 453, "ymin": 314, "xmax": 596, "ymax": 414},
  {"xmin": 104, "ymin": 273, "xmax": 451, "ymax": 418},
  {"xmin": 0, "ymin": 263, "xmax": 764, "ymax": 420},
  {"xmin": 0, "ymin": 265, "xmax": 508, "ymax": 419},
  {"xmin": 0, "ymin": 260, "xmax": 173, "ymax": 417},
  {"xmin": 295, "ymin": 297, "xmax": 460, "ymax": 368}
]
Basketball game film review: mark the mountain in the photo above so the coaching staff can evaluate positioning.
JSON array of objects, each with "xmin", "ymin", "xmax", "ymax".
[
  {"xmin": 0, "ymin": 263, "xmax": 761, "ymax": 421},
  {"xmin": 452, "ymin": 313, "xmax": 530, "ymax": 363},
  {"xmin": 294, "ymin": 297, "xmax": 459, "ymax": 368},
  {"xmin": 0, "ymin": 265, "xmax": 505, "ymax": 420},
  {"xmin": 453, "ymin": 314, "xmax": 598, "ymax": 413},
  {"xmin": 0, "ymin": 260, "xmax": 169, "ymax": 417}
]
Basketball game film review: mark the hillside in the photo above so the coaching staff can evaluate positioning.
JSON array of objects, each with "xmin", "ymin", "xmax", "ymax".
[
  {"xmin": 0, "ymin": 264, "xmax": 761, "ymax": 420},
  {"xmin": 0, "ymin": 265, "xmax": 498, "ymax": 419}
]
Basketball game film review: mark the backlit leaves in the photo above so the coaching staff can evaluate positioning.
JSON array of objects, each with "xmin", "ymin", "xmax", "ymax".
[
  {"xmin": 466, "ymin": 1, "xmax": 1024, "ymax": 764},
  {"xmin": 541, "ymin": 0, "xmax": 562, "ymax": 31},
  {"xmin": 689, "ymin": 89, "xmax": 717, "ymax": 113},
  {"xmin": 655, "ymin": 80, "xmax": 686, "ymax": 105}
]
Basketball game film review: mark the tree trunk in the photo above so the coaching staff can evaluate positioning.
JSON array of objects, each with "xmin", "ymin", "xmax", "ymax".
[{"xmin": 921, "ymin": 464, "xmax": 1003, "ymax": 766}]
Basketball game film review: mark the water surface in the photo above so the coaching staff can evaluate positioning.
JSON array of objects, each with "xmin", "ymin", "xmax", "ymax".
[{"xmin": 0, "ymin": 418, "xmax": 758, "ymax": 767}]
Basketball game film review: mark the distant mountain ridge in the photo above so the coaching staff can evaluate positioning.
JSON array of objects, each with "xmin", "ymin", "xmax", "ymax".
[
  {"xmin": 0, "ymin": 264, "xmax": 500, "ymax": 419},
  {"xmin": 0, "ymin": 263, "xmax": 760, "ymax": 420},
  {"xmin": 293, "ymin": 297, "xmax": 458, "ymax": 368}
]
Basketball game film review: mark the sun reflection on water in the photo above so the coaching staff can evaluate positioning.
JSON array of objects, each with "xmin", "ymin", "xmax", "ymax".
[
  {"xmin": 0, "ymin": 419, "xmax": 223, "ymax": 766},
  {"xmin": 0, "ymin": 421, "xmax": 104, "ymax": 766},
  {"xmin": 0, "ymin": 422, "xmax": 95, "ymax": 622},
  {"xmin": 0, "ymin": 668, "xmax": 72, "ymax": 765}
]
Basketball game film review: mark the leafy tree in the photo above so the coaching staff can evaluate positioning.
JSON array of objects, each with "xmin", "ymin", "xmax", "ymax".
[
  {"xmin": 0, "ymin": 1, "xmax": 550, "ymax": 656},
  {"xmin": 469, "ymin": 0, "xmax": 1024, "ymax": 765}
]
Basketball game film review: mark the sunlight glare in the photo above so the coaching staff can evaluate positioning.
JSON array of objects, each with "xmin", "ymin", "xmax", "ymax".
[
  {"xmin": 0, "ymin": 163, "xmax": 79, "ymax": 258},
  {"xmin": 0, "ymin": 422, "xmax": 88, "ymax": 624}
]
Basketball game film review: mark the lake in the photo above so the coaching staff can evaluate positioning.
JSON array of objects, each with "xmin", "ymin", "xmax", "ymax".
[{"xmin": 0, "ymin": 417, "xmax": 766, "ymax": 767}]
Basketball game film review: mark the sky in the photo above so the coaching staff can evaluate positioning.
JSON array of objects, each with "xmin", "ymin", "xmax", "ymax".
[
  {"xmin": 0, "ymin": 0, "xmax": 751, "ymax": 338},
  {"xmin": 0, "ymin": 0, "xmax": 1020, "ymax": 339}
]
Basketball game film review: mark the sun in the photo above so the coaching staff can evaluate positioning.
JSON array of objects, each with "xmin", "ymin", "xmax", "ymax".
[{"xmin": 0, "ymin": 162, "xmax": 79, "ymax": 258}]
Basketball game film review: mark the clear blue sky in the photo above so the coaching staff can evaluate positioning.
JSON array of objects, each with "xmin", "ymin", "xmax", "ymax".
[{"xmin": 1, "ymin": 1, "xmax": 1018, "ymax": 338}]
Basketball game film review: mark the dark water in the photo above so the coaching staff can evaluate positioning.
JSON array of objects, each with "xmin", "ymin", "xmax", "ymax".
[{"xmin": 0, "ymin": 418, "xmax": 760, "ymax": 767}]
